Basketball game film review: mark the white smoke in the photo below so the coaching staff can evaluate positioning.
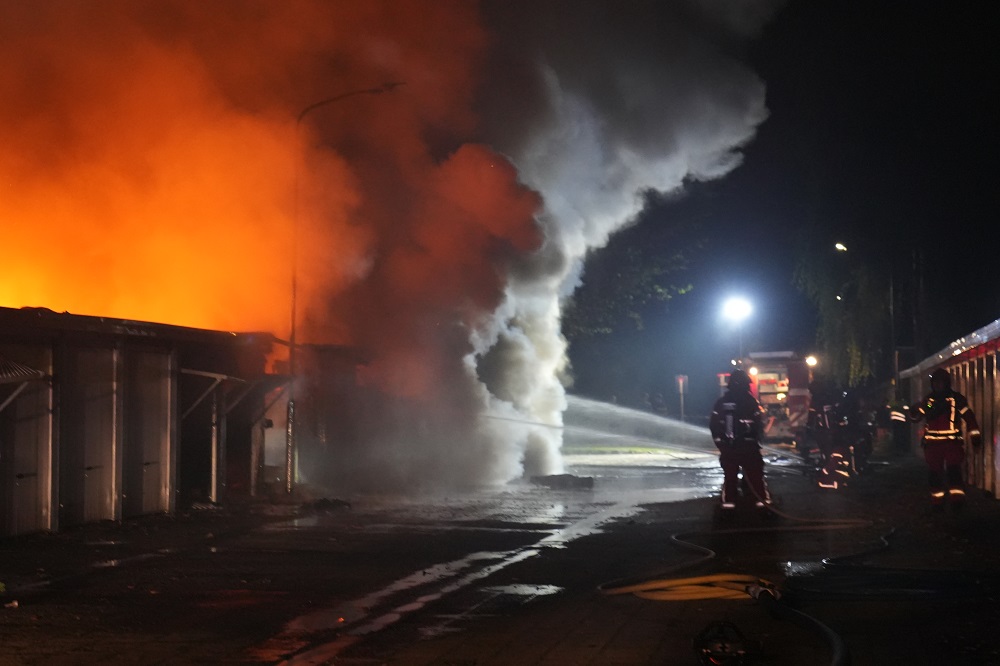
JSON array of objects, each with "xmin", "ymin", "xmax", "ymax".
[{"xmin": 471, "ymin": 0, "xmax": 775, "ymax": 479}]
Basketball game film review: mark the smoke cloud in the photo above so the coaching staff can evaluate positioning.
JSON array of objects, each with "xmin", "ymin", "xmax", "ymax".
[{"xmin": 0, "ymin": 1, "xmax": 776, "ymax": 493}]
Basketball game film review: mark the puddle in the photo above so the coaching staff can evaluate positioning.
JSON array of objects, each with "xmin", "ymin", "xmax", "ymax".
[
  {"xmin": 480, "ymin": 583, "xmax": 563, "ymax": 597},
  {"xmin": 418, "ymin": 584, "xmax": 564, "ymax": 639},
  {"xmin": 283, "ymin": 550, "xmax": 519, "ymax": 634},
  {"xmin": 782, "ymin": 560, "xmax": 826, "ymax": 576},
  {"xmin": 91, "ymin": 551, "xmax": 168, "ymax": 569}
]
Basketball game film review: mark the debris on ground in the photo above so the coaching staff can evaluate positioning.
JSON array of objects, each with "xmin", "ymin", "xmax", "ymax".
[{"xmin": 530, "ymin": 474, "xmax": 595, "ymax": 490}]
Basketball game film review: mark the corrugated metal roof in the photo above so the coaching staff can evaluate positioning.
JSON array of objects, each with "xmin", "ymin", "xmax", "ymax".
[
  {"xmin": 1, "ymin": 306, "xmax": 278, "ymax": 346},
  {"xmin": 900, "ymin": 316, "xmax": 1000, "ymax": 379}
]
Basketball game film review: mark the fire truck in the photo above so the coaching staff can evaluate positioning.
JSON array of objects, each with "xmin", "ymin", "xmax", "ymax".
[{"xmin": 719, "ymin": 351, "xmax": 813, "ymax": 449}]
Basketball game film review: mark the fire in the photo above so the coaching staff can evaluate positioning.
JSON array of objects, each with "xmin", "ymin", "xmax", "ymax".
[
  {"xmin": 0, "ymin": 1, "xmax": 501, "ymax": 345},
  {"xmin": 2, "ymin": 2, "xmax": 773, "ymax": 492}
]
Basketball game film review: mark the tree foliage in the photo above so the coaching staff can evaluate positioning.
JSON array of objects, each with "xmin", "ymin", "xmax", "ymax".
[
  {"xmin": 793, "ymin": 242, "xmax": 891, "ymax": 387},
  {"xmin": 561, "ymin": 209, "xmax": 701, "ymax": 341}
]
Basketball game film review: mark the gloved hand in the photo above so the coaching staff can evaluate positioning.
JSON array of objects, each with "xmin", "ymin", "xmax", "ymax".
[{"xmin": 971, "ymin": 431, "xmax": 983, "ymax": 448}]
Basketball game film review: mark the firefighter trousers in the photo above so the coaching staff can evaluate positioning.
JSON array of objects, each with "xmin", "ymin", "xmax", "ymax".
[
  {"xmin": 922, "ymin": 439, "xmax": 965, "ymax": 504},
  {"xmin": 718, "ymin": 440, "xmax": 770, "ymax": 506}
]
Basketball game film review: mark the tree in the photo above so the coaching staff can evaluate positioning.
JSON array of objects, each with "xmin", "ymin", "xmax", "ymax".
[
  {"xmin": 793, "ymin": 241, "xmax": 891, "ymax": 387},
  {"xmin": 561, "ymin": 202, "xmax": 702, "ymax": 341}
]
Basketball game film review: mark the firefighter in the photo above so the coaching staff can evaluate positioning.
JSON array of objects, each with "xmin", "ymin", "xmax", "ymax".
[
  {"xmin": 804, "ymin": 379, "xmax": 838, "ymax": 470},
  {"xmin": 908, "ymin": 368, "xmax": 983, "ymax": 507},
  {"xmin": 819, "ymin": 390, "xmax": 875, "ymax": 489},
  {"xmin": 815, "ymin": 392, "xmax": 855, "ymax": 489},
  {"xmin": 709, "ymin": 369, "xmax": 771, "ymax": 511}
]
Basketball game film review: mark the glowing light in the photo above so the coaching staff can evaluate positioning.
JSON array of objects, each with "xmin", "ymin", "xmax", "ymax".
[
  {"xmin": 748, "ymin": 366, "xmax": 758, "ymax": 376},
  {"xmin": 776, "ymin": 392, "xmax": 786, "ymax": 401},
  {"xmin": 835, "ymin": 242, "xmax": 848, "ymax": 252},
  {"xmin": 806, "ymin": 356, "xmax": 818, "ymax": 367},
  {"xmin": 722, "ymin": 297, "xmax": 752, "ymax": 323},
  {"xmin": 722, "ymin": 296, "xmax": 752, "ymax": 359}
]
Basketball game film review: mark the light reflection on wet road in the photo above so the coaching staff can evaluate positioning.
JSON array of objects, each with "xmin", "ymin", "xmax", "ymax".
[{"xmin": 257, "ymin": 398, "xmax": 732, "ymax": 664}]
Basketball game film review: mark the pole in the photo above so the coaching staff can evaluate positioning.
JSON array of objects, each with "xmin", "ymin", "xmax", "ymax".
[
  {"xmin": 889, "ymin": 271, "xmax": 897, "ymax": 401},
  {"xmin": 285, "ymin": 82, "xmax": 404, "ymax": 495},
  {"xmin": 676, "ymin": 375, "xmax": 687, "ymax": 423},
  {"xmin": 679, "ymin": 386, "xmax": 685, "ymax": 423}
]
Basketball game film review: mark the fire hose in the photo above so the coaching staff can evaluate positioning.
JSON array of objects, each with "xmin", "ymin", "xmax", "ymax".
[
  {"xmin": 598, "ymin": 522, "xmax": 858, "ymax": 666},
  {"xmin": 599, "ymin": 483, "xmax": 1000, "ymax": 666},
  {"xmin": 597, "ymin": 482, "xmax": 873, "ymax": 666}
]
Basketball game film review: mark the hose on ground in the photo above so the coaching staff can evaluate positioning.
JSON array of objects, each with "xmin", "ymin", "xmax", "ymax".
[
  {"xmin": 602, "ymin": 573, "xmax": 775, "ymax": 601},
  {"xmin": 750, "ymin": 586, "xmax": 851, "ymax": 666},
  {"xmin": 598, "ymin": 474, "xmax": 874, "ymax": 666}
]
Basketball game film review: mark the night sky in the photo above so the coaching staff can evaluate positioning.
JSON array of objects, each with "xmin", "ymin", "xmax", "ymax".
[
  {"xmin": 567, "ymin": 0, "xmax": 1000, "ymax": 419},
  {"xmin": 741, "ymin": 0, "xmax": 1000, "ymax": 342}
]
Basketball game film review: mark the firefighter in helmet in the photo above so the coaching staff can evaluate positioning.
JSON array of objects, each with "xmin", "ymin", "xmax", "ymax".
[
  {"xmin": 816, "ymin": 391, "xmax": 855, "ymax": 490},
  {"xmin": 908, "ymin": 368, "xmax": 983, "ymax": 507},
  {"xmin": 805, "ymin": 378, "xmax": 838, "ymax": 470},
  {"xmin": 709, "ymin": 369, "xmax": 771, "ymax": 511},
  {"xmin": 817, "ymin": 389, "xmax": 873, "ymax": 489}
]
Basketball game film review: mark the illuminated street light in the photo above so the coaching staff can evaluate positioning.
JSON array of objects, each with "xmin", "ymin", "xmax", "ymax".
[
  {"xmin": 286, "ymin": 82, "xmax": 404, "ymax": 495},
  {"xmin": 805, "ymin": 355, "xmax": 818, "ymax": 367},
  {"xmin": 834, "ymin": 243, "xmax": 848, "ymax": 301},
  {"xmin": 722, "ymin": 296, "xmax": 752, "ymax": 360}
]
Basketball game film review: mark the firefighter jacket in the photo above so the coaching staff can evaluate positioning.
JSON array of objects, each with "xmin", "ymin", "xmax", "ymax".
[
  {"xmin": 807, "ymin": 401, "xmax": 837, "ymax": 435},
  {"xmin": 710, "ymin": 389, "xmax": 766, "ymax": 447},
  {"xmin": 908, "ymin": 389, "xmax": 981, "ymax": 444}
]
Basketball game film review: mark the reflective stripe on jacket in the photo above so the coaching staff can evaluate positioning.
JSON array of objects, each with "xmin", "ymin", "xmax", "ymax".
[{"xmin": 909, "ymin": 391, "xmax": 980, "ymax": 442}]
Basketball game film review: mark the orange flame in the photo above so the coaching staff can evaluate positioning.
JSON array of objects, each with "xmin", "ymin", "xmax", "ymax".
[{"xmin": 1, "ymin": 1, "xmax": 525, "ymax": 370}]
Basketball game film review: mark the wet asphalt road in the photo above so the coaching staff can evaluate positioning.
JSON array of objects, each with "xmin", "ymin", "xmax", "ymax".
[
  {"xmin": 250, "ymin": 398, "xmax": 728, "ymax": 663},
  {"xmin": 0, "ymin": 399, "xmax": 755, "ymax": 664}
]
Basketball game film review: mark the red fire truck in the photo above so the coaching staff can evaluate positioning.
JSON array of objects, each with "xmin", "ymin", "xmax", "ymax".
[{"xmin": 718, "ymin": 351, "xmax": 813, "ymax": 449}]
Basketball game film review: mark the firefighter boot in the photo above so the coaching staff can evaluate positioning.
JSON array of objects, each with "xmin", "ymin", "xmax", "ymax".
[
  {"xmin": 947, "ymin": 466, "xmax": 966, "ymax": 511},
  {"xmin": 929, "ymin": 470, "xmax": 946, "ymax": 509}
]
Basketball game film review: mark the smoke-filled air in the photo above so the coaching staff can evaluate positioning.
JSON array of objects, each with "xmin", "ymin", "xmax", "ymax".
[{"xmin": 0, "ymin": 0, "xmax": 776, "ymax": 493}]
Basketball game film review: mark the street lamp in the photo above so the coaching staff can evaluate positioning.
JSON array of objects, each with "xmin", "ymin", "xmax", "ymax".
[
  {"xmin": 286, "ymin": 82, "xmax": 404, "ymax": 495},
  {"xmin": 833, "ymin": 242, "xmax": 848, "ymax": 301},
  {"xmin": 722, "ymin": 296, "xmax": 752, "ymax": 361}
]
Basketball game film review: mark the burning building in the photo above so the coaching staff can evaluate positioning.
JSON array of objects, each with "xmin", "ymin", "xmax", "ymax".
[
  {"xmin": 2, "ymin": 1, "xmax": 776, "ymax": 520},
  {"xmin": 0, "ymin": 306, "xmax": 285, "ymax": 536}
]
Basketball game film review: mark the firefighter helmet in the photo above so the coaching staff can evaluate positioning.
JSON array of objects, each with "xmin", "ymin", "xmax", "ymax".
[
  {"xmin": 929, "ymin": 368, "xmax": 951, "ymax": 390},
  {"xmin": 728, "ymin": 369, "xmax": 752, "ymax": 391}
]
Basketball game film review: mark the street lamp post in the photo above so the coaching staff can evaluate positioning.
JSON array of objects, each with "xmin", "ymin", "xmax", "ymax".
[{"xmin": 285, "ymin": 82, "xmax": 404, "ymax": 495}]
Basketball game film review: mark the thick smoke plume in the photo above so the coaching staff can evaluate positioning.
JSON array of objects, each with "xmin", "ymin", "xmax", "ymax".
[{"xmin": 0, "ymin": 1, "xmax": 775, "ymax": 493}]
